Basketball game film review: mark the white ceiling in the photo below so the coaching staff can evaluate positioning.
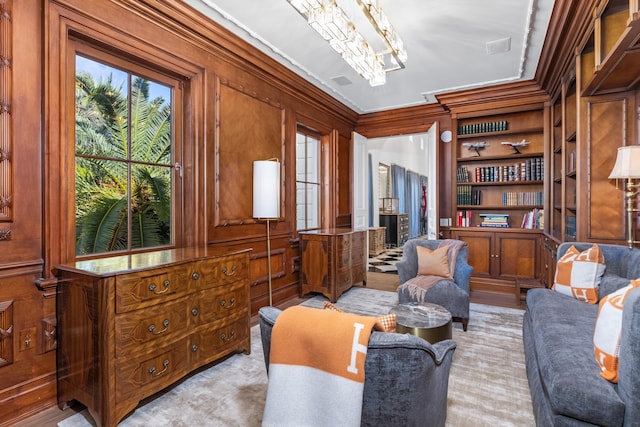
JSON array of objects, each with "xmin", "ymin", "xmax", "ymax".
[{"xmin": 184, "ymin": 0, "xmax": 556, "ymax": 114}]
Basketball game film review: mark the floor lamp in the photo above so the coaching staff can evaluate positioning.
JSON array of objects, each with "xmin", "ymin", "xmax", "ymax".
[
  {"xmin": 253, "ymin": 159, "xmax": 280, "ymax": 306},
  {"xmin": 608, "ymin": 146, "xmax": 640, "ymax": 249}
]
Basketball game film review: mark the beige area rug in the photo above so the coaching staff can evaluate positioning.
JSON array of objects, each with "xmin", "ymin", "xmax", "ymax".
[{"xmin": 59, "ymin": 288, "xmax": 534, "ymax": 427}]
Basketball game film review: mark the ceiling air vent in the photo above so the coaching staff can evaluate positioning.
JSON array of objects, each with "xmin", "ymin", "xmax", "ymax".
[
  {"xmin": 486, "ymin": 37, "xmax": 511, "ymax": 55},
  {"xmin": 331, "ymin": 75, "xmax": 353, "ymax": 86}
]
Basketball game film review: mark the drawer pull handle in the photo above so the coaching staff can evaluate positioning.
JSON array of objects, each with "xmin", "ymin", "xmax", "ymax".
[
  {"xmin": 192, "ymin": 272, "xmax": 200, "ymax": 280},
  {"xmin": 149, "ymin": 359, "xmax": 169, "ymax": 377},
  {"xmin": 191, "ymin": 344, "xmax": 199, "ymax": 352},
  {"xmin": 221, "ymin": 329, "xmax": 235, "ymax": 342},
  {"xmin": 221, "ymin": 265, "xmax": 236, "ymax": 276},
  {"xmin": 220, "ymin": 297, "xmax": 236, "ymax": 309},
  {"xmin": 191, "ymin": 307, "xmax": 199, "ymax": 316},
  {"xmin": 148, "ymin": 319, "xmax": 170, "ymax": 334},
  {"xmin": 149, "ymin": 280, "xmax": 170, "ymax": 295}
]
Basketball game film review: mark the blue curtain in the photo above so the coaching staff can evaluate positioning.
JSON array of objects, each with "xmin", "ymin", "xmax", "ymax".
[
  {"xmin": 406, "ymin": 170, "xmax": 421, "ymax": 238},
  {"xmin": 391, "ymin": 164, "xmax": 406, "ymax": 213}
]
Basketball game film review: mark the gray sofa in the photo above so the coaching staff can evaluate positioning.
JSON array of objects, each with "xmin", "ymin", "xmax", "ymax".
[
  {"xmin": 397, "ymin": 239, "xmax": 473, "ymax": 330},
  {"xmin": 523, "ymin": 242, "xmax": 640, "ymax": 426},
  {"xmin": 259, "ymin": 306, "xmax": 456, "ymax": 427}
]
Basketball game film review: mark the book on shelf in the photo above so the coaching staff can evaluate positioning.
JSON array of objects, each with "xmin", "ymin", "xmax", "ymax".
[
  {"xmin": 456, "ymin": 185, "xmax": 482, "ymax": 205},
  {"xmin": 502, "ymin": 191, "xmax": 543, "ymax": 206},
  {"xmin": 457, "ymin": 166, "xmax": 470, "ymax": 182},
  {"xmin": 479, "ymin": 213, "xmax": 510, "ymax": 228},
  {"xmin": 521, "ymin": 208, "xmax": 544, "ymax": 229},
  {"xmin": 456, "ymin": 210, "xmax": 473, "ymax": 227},
  {"xmin": 473, "ymin": 157, "xmax": 543, "ymax": 183}
]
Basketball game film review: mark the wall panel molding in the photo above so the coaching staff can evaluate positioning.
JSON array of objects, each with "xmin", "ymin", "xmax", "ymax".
[{"xmin": 0, "ymin": 0, "xmax": 12, "ymax": 222}]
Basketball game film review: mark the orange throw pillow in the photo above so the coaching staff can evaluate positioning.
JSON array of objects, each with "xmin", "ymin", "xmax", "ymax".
[
  {"xmin": 417, "ymin": 245, "xmax": 452, "ymax": 279},
  {"xmin": 553, "ymin": 244, "xmax": 605, "ymax": 304},
  {"xmin": 593, "ymin": 279, "xmax": 640, "ymax": 383}
]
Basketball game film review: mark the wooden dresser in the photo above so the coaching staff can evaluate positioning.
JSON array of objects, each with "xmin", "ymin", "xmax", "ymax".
[
  {"xmin": 299, "ymin": 228, "xmax": 367, "ymax": 302},
  {"xmin": 54, "ymin": 247, "xmax": 251, "ymax": 427}
]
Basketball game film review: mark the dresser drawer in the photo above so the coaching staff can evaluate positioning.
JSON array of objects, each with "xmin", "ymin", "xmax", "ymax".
[
  {"xmin": 189, "ymin": 316, "xmax": 249, "ymax": 366},
  {"xmin": 116, "ymin": 339, "xmax": 188, "ymax": 402},
  {"xmin": 116, "ymin": 266, "xmax": 193, "ymax": 313},
  {"xmin": 195, "ymin": 254, "xmax": 249, "ymax": 290},
  {"xmin": 115, "ymin": 297, "xmax": 189, "ymax": 357},
  {"xmin": 189, "ymin": 281, "xmax": 248, "ymax": 326}
]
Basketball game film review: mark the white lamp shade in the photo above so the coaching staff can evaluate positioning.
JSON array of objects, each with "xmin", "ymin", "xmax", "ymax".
[
  {"xmin": 609, "ymin": 146, "xmax": 640, "ymax": 179},
  {"xmin": 253, "ymin": 160, "xmax": 280, "ymax": 219}
]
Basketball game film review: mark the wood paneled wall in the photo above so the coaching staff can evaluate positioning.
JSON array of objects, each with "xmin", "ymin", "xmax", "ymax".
[{"xmin": 1, "ymin": 0, "xmax": 360, "ymax": 423}]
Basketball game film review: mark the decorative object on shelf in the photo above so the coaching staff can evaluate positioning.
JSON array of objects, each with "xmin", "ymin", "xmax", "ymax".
[
  {"xmin": 286, "ymin": 0, "xmax": 407, "ymax": 86},
  {"xmin": 458, "ymin": 121, "xmax": 508, "ymax": 135},
  {"xmin": 253, "ymin": 159, "xmax": 281, "ymax": 305},
  {"xmin": 501, "ymin": 139, "xmax": 530, "ymax": 154},
  {"xmin": 608, "ymin": 146, "xmax": 640, "ymax": 249},
  {"xmin": 462, "ymin": 141, "xmax": 488, "ymax": 156}
]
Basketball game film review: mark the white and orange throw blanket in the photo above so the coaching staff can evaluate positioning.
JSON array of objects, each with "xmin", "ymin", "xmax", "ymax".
[{"xmin": 262, "ymin": 305, "xmax": 378, "ymax": 427}]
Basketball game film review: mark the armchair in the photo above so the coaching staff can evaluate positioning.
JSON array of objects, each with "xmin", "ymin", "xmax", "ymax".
[
  {"xmin": 259, "ymin": 306, "xmax": 456, "ymax": 427},
  {"xmin": 397, "ymin": 239, "xmax": 473, "ymax": 331}
]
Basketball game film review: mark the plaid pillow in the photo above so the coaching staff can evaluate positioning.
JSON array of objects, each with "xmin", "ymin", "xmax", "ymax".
[
  {"xmin": 593, "ymin": 279, "xmax": 640, "ymax": 383},
  {"xmin": 323, "ymin": 301, "xmax": 397, "ymax": 332},
  {"xmin": 553, "ymin": 244, "xmax": 605, "ymax": 304}
]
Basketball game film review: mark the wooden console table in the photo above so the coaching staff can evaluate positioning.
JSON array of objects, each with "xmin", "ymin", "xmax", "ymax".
[
  {"xmin": 299, "ymin": 228, "xmax": 367, "ymax": 302},
  {"xmin": 54, "ymin": 247, "xmax": 251, "ymax": 426}
]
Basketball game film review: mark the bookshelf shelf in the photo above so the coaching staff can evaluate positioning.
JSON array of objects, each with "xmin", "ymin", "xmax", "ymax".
[
  {"xmin": 457, "ymin": 180, "xmax": 543, "ymax": 187},
  {"xmin": 456, "ymin": 152, "xmax": 544, "ymax": 163}
]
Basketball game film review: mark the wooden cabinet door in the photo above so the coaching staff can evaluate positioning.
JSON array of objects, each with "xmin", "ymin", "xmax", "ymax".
[
  {"xmin": 451, "ymin": 230, "xmax": 492, "ymax": 278},
  {"xmin": 495, "ymin": 232, "xmax": 538, "ymax": 280}
]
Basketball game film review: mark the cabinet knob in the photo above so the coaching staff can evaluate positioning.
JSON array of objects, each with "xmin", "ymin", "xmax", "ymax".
[
  {"xmin": 192, "ymin": 272, "xmax": 200, "ymax": 280},
  {"xmin": 191, "ymin": 307, "xmax": 199, "ymax": 316},
  {"xmin": 191, "ymin": 344, "xmax": 199, "ymax": 352}
]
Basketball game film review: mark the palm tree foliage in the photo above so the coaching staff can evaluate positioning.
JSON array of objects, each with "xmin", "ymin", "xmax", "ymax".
[{"xmin": 75, "ymin": 69, "xmax": 172, "ymax": 255}]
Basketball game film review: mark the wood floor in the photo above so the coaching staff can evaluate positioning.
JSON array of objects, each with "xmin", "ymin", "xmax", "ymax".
[{"xmin": 14, "ymin": 271, "xmax": 521, "ymax": 427}]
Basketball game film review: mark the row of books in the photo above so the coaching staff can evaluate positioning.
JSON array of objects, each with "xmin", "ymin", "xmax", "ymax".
[
  {"xmin": 457, "ymin": 185, "xmax": 482, "ymax": 205},
  {"xmin": 479, "ymin": 213, "xmax": 510, "ymax": 228},
  {"xmin": 456, "ymin": 210, "xmax": 473, "ymax": 227},
  {"xmin": 521, "ymin": 209, "xmax": 544, "ymax": 229},
  {"xmin": 456, "ymin": 166, "xmax": 471, "ymax": 182},
  {"xmin": 502, "ymin": 191, "xmax": 544, "ymax": 206},
  {"xmin": 458, "ymin": 121, "xmax": 508, "ymax": 135},
  {"xmin": 474, "ymin": 158, "xmax": 544, "ymax": 182}
]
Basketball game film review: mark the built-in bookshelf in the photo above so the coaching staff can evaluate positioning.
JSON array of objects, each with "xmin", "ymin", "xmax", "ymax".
[{"xmin": 453, "ymin": 108, "xmax": 545, "ymax": 230}]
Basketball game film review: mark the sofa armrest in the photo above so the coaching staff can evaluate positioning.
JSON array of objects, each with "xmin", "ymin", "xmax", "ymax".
[{"xmin": 618, "ymin": 287, "xmax": 640, "ymax": 425}]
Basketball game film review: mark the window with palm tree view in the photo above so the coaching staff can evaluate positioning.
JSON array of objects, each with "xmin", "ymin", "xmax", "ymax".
[{"xmin": 75, "ymin": 54, "xmax": 175, "ymax": 256}]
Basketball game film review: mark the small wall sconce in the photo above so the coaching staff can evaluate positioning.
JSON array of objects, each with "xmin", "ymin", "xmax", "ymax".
[
  {"xmin": 608, "ymin": 146, "xmax": 640, "ymax": 249},
  {"xmin": 253, "ymin": 159, "xmax": 281, "ymax": 305}
]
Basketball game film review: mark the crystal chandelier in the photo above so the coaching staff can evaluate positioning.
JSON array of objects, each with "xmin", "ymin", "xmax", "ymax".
[{"xmin": 287, "ymin": 0, "xmax": 407, "ymax": 86}]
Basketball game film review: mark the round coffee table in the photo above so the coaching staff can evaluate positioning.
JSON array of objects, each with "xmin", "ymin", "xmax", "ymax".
[{"xmin": 389, "ymin": 302, "xmax": 452, "ymax": 343}]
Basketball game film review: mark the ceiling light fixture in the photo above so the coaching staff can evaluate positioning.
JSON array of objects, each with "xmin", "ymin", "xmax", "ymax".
[{"xmin": 287, "ymin": 0, "xmax": 407, "ymax": 86}]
